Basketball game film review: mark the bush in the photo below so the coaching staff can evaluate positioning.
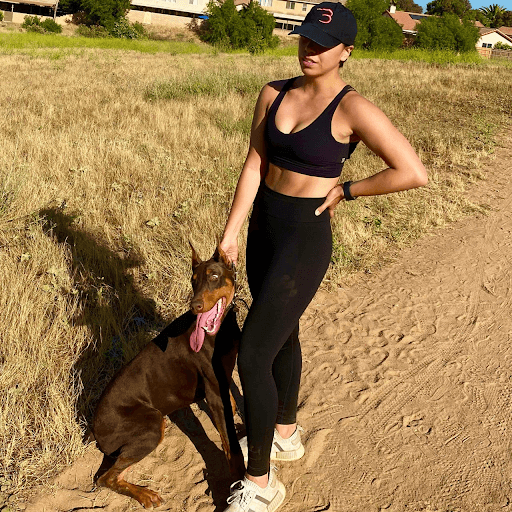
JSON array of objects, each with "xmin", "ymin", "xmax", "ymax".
[
  {"xmin": 22, "ymin": 15, "xmax": 62, "ymax": 34},
  {"xmin": 368, "ymin": 16, "xmax": 404, "ymax": 50},
  {"xmin": 415, "ymin": 13, "xmax": 480, "ymax": 52},
  {"xmin": 22, "ymin": 15, "xmax": 42, "ymax": 30},
  {"xmin": 494, "ymin": 41, "xmax": 512, "ymax": 50},
  {"xmin": 79, "ymin": 0, "xmax": 131, "ymax": 32},
  {"xmin": 76, "ymin": 24, "xmax": 111, "ymax": 38},
  {"xmin": 200, "ymin": 0, "xmax": 277, "ymax": 53},
  {"xmin": 109, "ymin": 17, "xmax": 147, "ymax": 39},
  {"xmin": 346, "ymin": 0, "xmax": 404, "ymax": 50},
  {"xmin": 41, "ymin": 18, "xmax": 63, "ymax": 33},
  {"xmin": 0, "ymin": 11, "xmax": 4, "ymax": 22}
]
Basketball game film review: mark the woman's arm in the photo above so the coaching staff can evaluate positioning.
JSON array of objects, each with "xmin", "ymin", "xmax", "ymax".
[
  {"xmin": 219, "ymin": 84, "xmax": 276, "ymax": 264},
  {"xmin": 316, "ymin": 95, "xmax": 428, "ymax": 217}
]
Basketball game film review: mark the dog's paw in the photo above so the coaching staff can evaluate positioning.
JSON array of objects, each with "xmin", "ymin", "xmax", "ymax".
[{"xmin": 134, "ymin": 487, "xmax": 163, "ymax": 509}]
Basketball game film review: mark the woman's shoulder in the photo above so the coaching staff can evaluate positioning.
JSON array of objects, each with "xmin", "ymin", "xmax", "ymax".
[
  {"xmin": 257, "ymin": 77, "xmax": 297, "ymax": 107},
  {"xmin": 266, "ymin": 78, "xmax": 293, "ymax": 91}
]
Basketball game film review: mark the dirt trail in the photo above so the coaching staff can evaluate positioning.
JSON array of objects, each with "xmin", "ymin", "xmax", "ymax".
[{"xmin": 25, "ymin": 131, "xmax": 512, "ymax": 512}]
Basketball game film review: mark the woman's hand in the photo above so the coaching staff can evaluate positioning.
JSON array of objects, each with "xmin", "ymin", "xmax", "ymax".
[
  {"xmin": 315, "ymin": 184, "xmax": 344, "ymax": 218},
  {"xmin": 219, "ymin": 238, "xmax": 239, "ymax": 266}
]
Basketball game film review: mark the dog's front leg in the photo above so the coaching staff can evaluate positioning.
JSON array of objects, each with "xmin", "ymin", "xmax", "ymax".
[{"xmin": 203, "ymin": 370, "xmax": 245, "ymax": 479}]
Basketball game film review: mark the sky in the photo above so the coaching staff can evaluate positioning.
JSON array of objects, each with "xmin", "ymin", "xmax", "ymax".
[{"xmin": 416, "ymin": 0, "xmax": 512, "ymax": 10}]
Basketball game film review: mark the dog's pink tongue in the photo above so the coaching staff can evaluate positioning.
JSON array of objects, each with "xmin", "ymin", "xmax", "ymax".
[{"xmin": 190, "ymin": 302, "xmax": 220, "ymax": 352}]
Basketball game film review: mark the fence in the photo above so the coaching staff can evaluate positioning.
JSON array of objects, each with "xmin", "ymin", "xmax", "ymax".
[{"xmin": 477, "ymin": 47, "xmax": 512, "ymax": 60}]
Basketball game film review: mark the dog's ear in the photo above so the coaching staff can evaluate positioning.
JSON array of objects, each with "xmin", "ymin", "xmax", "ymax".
[
  {"xmin": 190, "ymin": 241, "xmax": 202, "ymax": 269},
  {"xmin": 214, "ymin": 245, "xmax": 231, "ymax": 268}
]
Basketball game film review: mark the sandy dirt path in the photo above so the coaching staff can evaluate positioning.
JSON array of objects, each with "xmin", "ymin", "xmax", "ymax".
[{"xmin": 24, "ymin": 131, "xmax": 512, "ymax": 512}]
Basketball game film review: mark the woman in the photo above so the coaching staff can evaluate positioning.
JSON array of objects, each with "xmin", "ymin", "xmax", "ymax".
[{"xmin": 220, "ymin": 3, "xmax": 428, "ymax": 511}]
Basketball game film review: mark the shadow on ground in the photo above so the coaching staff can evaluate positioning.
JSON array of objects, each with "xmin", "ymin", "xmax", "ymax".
[{"xmin": 39, "ymin": 206, "xmax": 244, "ymax": 507}]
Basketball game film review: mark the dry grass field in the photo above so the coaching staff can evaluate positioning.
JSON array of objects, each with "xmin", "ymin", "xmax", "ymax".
[{"xmin": 0, "ymin": 42, "xmax": 511, "ymax": 508}]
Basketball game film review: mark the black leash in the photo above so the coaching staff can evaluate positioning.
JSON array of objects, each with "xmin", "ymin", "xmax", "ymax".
[{"xmin": 228, "ymin": 263, "xmax": 250, "ymax": 313}]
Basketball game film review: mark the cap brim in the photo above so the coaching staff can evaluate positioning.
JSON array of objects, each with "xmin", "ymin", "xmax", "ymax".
[{"xmin": 288, "ymin": 24, "xmax": 342, "ymax": 48}]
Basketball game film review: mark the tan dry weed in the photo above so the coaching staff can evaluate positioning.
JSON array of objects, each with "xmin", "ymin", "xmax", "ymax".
[{"xmin": 0, "ymin": 49, "xmax": 510, "ymax": 502}]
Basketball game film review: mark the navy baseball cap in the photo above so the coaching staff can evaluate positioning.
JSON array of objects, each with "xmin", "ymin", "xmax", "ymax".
[{"xmin": 289, "ymin": 2, "xmax": 357, "ymax": 48}]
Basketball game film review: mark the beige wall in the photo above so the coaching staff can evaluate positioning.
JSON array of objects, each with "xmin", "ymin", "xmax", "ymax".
[
  {"xmin": 265, "ymin": 0, "xmax": 311, "ymax": 17},
  {"xmin": 477, "ymin": 31, "xmax": 512, "ymax": 48},
  {"xmin": 127, "ymin": 9, "xmax": 193, "ymax": 26},
  {"xmin": 131, "ymin": 0, "xmax": 208, "ymax": 16}
]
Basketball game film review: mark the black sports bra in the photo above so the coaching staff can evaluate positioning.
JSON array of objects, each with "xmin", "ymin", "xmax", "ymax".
[{"xmin": 266, "ymin": 77, "xmax": 359, "ymax": 179}]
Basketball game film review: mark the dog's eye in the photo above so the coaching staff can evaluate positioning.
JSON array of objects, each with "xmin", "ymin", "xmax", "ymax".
[{"xmin": 210, "ymin": 274, "xmax": 219, "ymax": 281}]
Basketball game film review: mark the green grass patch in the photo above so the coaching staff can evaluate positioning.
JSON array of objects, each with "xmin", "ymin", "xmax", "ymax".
[
  {"xmin": 0, "ymin": 31, "xmax": 210, "ymax": 55},
  {"xmin": 146, "ymin": 70, "xmax": 264, "ymax": 100},
  {"xmin": 268, "ymin": 45, "xmax": 512, "ymax": 67},
  {"xmin": 352, "ymin": 48, "xmax": 512, "ymax": 67}
]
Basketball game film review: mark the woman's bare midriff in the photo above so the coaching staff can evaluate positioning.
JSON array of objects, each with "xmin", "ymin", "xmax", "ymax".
[{"xmin": 265, "ymin": 163, "xmax": 340, "ymax": 198}]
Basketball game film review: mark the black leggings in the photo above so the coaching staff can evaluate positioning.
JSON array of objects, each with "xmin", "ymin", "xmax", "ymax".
[{"xmin": 238, "ymin": 183, "xmax": 332, "ymax": 476}]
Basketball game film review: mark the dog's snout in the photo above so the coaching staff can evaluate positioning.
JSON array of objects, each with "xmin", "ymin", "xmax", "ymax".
[{"xmin": 191, "ymin": 299, "xmax": 203, "ymax": 314}]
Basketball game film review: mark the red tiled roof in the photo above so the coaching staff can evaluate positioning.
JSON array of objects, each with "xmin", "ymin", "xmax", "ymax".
[
  {"xmin": 499, "ymin": 26, "xmax": 512, "ymax": 36},
  {"xmin": 479, "ymin": 27, "xmax": 495, "ymax": 35},
  {"xmin": 386, "ymin": 10, "xmax": 433, "ymax": 33},
  {"xmin": 9, "ymin": 0, "xmax": 57, "ymax": 5},
  {"xmin": 479, "ymin": 26, "xmax": 512, "ymax": 44},
  {"xmin": 388, "ymin": 11, "xmax": 494, "ymax": 35}
]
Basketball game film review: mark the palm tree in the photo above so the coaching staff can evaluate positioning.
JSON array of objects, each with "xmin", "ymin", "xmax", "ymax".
[{"xmin": 479, "ymin": 4, "xmax": 506, "ymax": 27}]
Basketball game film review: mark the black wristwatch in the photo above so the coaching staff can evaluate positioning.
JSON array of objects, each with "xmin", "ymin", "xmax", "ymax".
[{"xmin": 343, "ymin": 181, "xmax": 356, "ymax": 201}]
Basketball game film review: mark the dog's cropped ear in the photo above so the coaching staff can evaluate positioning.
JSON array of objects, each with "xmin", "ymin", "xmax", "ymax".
[
  {"xmin": 214, "ymin": 245, "xmax": 232, "ymax": 268},
  {"xmin": 189, "ymin": 241, "xmax": 202, "ymax": 269}
]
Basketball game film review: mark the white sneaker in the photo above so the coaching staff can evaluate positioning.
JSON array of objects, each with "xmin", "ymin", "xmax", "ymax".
[
  {"xmin": 225, "ymin": 467, "xmax": 286, "ymax": 512},
  {"xmin": 239, "ymin": 427, "xmax": 305, "ymax": 463}
]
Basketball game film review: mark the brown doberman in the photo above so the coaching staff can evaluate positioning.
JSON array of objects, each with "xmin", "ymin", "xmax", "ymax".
[{"xmin": 92, "ymin": 244, "xmax": 245, "ymax": 508}]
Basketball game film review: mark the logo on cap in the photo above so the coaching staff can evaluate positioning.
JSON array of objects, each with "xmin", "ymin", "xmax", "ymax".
[{"xmin": 318, "ymin": 7, "xmax": 333, "ymax": 24}]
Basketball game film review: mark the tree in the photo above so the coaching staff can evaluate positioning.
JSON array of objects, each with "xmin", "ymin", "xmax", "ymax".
[
  {"xmin": 501, "ymin": 10, "xmax": 512, "ymax": 26},
  {"xmin": 80, "ymin": 0, "xmax": 130, "ymax": 31},
  {"xmin": 369, "ymin": 16, "xmax": 405, "ymax": 49},
  {"xmin": 467, "ymin": 8, "xmax": 489, "ymax": 25},
  {"xmin": 426, "ymin": 0, "xmax": 472, "ymax": 17},
  {"xmin": 200, "ymin": 0, "xmax": 277, "ymax": 53},
  {"xmin": 395, "ymin": 0, "xmax": 423, "ymax": 14},
  {"xmin": 415, "ymin": 12, "xmax": 480, "ymax": 51},
  {"xmin": 479, "ymin": 4, "xmax": 507, "ymax": 27},
  {"xmin": 59, "ymin": 0, "xmax": 130, "ymax": 31},
  {"xmin": 346, "ymin": 0, "xmax": 404, "ymax": 49}
]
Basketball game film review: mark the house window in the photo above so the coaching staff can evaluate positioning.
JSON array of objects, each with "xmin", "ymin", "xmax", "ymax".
[
  {"xmin": 189, "ymin": 0, "xmax": 198, "ymax": 5},
  {"xmin": 260, "ymin": 0, "xmax": 273, "ymax": 5},
  {"xmin": 302, "ymin": 3, "xmax": 307, "ymax": 10},
  {"xmin": 286, "ymin": 1, "xmax": 295, "ymax": 9},
  {"xmin": 482, "ymin": 42, "xmax": 492, "ymax": 48}
]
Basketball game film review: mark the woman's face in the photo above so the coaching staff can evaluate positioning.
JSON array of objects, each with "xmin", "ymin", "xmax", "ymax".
[{"xmin": 298, "ymin": 36, "xmax": 352, "ymax": 76}]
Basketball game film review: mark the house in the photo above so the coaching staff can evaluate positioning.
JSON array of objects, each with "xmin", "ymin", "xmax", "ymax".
[
  {"xmin": 384, "ymin": 3, "xmax": 485, "ymax": 41},
  {"xmin": 129, "ymin": 0, "xmax": 321, "ymax": 30},
  {"xmin": 477, "ymin": 26, "xmax": 512, "ymax": 48},
  {"xmin": 383, "ymin": 4, "xmax": 430, "ymax": 37},
  {"xmin": 0, "ymin": 0, "xmax": 57, "ymax": 22},
  {"xmin": 254, "ymin": 0, "xmax": 320, "ymax": 31},
  {"xmin": 130, "ymin": 0, "xmax": 210, "ymax": 24},
  {"xmin": 1, "ymin": 0, "xmax": 325, "ymax": 31}
]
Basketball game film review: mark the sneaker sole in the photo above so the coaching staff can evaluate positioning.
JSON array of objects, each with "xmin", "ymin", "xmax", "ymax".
[
  {"xmin": 271, "ymin": 443, "xmax": 305, "ymax": 461},
  {"xmin": 267, "ymin": 479, "xmax": 286, "ymax": 512},
  {"xmin": 242, "ymin": 444, "xmax": 305, "ymax": 463}
]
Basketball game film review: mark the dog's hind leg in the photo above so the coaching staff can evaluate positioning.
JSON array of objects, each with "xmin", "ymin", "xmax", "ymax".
[{"xmin": 96, "ymin": 411, "xmax": 165, "ymax": 509}]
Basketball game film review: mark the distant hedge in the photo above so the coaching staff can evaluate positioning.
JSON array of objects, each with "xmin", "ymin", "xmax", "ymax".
[
  {"xmin": 415, "ymin": 13, "xmax": 480, "ymax": 52},
  {"xmin": 22, "ymin": 16, "xmax": 63, "ymax": 34},
  {"xmin": 200, "ymin": 0, "xmax": 278, "ymax": 54}
]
